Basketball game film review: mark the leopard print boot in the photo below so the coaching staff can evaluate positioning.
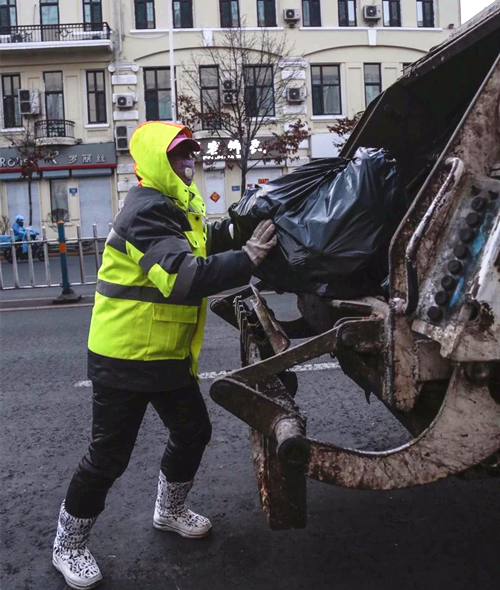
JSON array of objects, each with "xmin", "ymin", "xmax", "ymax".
[
  {"xmin": 153, "ymin": 472, "xmax": 212, "ymax": 538},
  {"xmin": 52, "ymin": 501, "xmax": 102, "ymax": 589}
]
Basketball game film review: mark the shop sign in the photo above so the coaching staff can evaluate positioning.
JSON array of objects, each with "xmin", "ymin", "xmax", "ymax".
[
  {"xmin": 199, "ymin": 137, "xmax": 279, "ymax": 162},
  {"xmin": 0, "ymin": 143, "xmax": 117, "ymax": 172}
]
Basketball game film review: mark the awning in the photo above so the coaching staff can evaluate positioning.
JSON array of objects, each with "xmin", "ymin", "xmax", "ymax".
[
  {"xmin": 43, "ymin": 169, "xmax": 71, "ymax": 179},
  {"xmin": 0, "ymin": 172, "xmax": 41, "ymax": 181},
  {"xmin": 71, "ymin": 167, "xmax": 113, "ymax": 177}
]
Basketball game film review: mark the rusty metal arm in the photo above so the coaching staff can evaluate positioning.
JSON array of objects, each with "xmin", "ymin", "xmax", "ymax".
[{"xmin": 303, "ymin": 366, "xmax": 500, "ymax": 489}]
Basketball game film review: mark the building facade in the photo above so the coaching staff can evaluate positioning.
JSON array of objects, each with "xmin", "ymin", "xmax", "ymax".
[{"xmin": 0, "ymin": 0, "xmax": 461, "ymax": 236}]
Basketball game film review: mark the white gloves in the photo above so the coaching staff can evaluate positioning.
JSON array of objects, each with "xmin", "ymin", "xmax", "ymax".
[{"xmin": 242, "ymin": 219, "xmax": 278, "ymax": 267}]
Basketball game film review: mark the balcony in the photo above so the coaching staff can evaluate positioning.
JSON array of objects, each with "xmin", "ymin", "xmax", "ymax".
[
  {"xmin": 0, "ymin": 23, "xmax": 113, "ymax": 53},
  {"xmin": 35, "ymin": 119, "xmax": 78, "ymax": 147}
]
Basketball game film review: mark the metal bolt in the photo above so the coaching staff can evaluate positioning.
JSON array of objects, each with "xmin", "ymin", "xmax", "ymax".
[
  {"xmin": 471, "ymin": 185, "xmax": 481, "ymax": 195},
  {"xmin": 464, "ymin": 362, "xmax": 492, "ymax": 386},
  {"xmin": 453, "ymin": 244, "xmax": 469, "ymax": 259},
  {"xmin": 427, "ymin": 306, "xmax": 443, "ymax": 322},
  {"xmin": 488, "ymin": 189, "xmax": 499, "ymax": 199},
  {"xmin": 448, "ymin": 259, "xmax": 463, "ymax": 274},
  {"xmin": 466, "ymin": 211, "xmax": 482, "ymax": 228},
  {"xmin": 441, "ymin": 275, "xmax": 457, "ymax": 291},
  {"xmin": 434, "ymin": 291, "xmax": 449, "ymax": 306},
  {"xmin": 471, "ymin": 196, "xmax": 487, "ymax": 212},
  {"xmin": 459, "ymin": 228, "xmax": 474, "ymax": 243}
]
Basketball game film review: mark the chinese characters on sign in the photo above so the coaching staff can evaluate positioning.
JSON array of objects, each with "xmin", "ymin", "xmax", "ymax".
[{"xmin": 204, "ymin": 139, "xmax": 266, "ymax": 161}]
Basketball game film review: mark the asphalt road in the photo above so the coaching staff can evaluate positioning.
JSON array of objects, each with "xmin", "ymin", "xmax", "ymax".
[{"xmin": 1, "ymin": 294, "xmax": 499, "ymax": 590}]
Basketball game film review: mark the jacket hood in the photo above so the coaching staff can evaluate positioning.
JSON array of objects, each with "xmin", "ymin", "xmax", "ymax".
[{"xmin": 129, "ymin": 121, "xmax": 206, "ymax": 214}]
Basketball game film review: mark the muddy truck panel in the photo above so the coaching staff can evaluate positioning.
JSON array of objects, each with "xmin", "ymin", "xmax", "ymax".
[{"xmin": 210, "ymin": 3, "xmax": 500, "ymax": 530}]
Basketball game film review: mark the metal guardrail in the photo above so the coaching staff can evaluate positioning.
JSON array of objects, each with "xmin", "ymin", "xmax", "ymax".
[
  {"xmin": 35, "ymin": 119, "xmax": 75, "ymax": 139},
  {"xmin": 0, "ymin": 23, "xmax": 112, "ymax": 44},
  {"xmin": 0, "ymin": 223, "xmax": 110, "ymax": 291}
]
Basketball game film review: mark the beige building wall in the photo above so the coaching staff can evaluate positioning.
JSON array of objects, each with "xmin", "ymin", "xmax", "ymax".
[{"xmin": 1, "ymin": 0, "xmax": 460, "ymax": 232}]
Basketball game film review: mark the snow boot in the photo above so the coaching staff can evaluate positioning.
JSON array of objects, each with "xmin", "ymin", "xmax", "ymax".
[
  {"xmin": 52, "ymin": 501, "xmax": 103, "ymax": 589},
  {"xmin": 153, "ymin": 472, "xmax": 212, "ymax": 538}
]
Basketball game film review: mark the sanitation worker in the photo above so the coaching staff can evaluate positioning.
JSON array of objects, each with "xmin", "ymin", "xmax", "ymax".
[{"xmin": 52, "ymin": 121, "xmax": 277, "ymax": 589}]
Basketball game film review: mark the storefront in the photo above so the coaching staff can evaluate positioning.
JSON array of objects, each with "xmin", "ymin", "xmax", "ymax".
[{"xmin": 0, "ymin": 143, "xmax": 117, "ymax": 238}]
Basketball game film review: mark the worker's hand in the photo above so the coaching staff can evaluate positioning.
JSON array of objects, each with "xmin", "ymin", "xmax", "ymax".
[{"xmin": 242, "ymin": 219, "xmax": 278, "ymax": 266}]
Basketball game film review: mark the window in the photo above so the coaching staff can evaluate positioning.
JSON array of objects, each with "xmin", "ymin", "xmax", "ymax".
[
  {"xmin": 383, "ymin": 0, "xmax": 401, "ymax": 27},
  {"xmin": 40, "ymin": 0, "xmax": 59, "ymax": 41},
  {"xmin": 338, "ymin": 0, "xmax": 356, "ymax": 27},
  {"xmin": 50, "ymin": 180, "xmax": 69, "ymax": 223},
  {"xmin": 417, "ymin": 0, "xmax": 434, "ymax": 27},
  {"xmin": 86, "ymin": 70, "xmax": 107, "ymax": 124},
  {"xmin": 200, "ymin": 66, "xmax": 220, "ymax": 130},
  {"xmin": 44, "ymin": 72, "xmax": 64, "ymax": 129},
  {"xmin": 83, "ymin": 0, "xmax": 103, "ymax": 29},
  {"xmin": 303, "ymin": 0, "xmax": 321, "ymax": 26},
  {"xmin": 134, "ymin": 0, "xmax": 155, "ymax": 29},
  {"xmin": 257, "ymin": 0, "xmax": 277, "ymax": 27},
  {"xmin": 311, "ymin": 64, "xmax": 342, "ymax": 116},
  {"xmin": 364, "ymin": 64, "xmax": 381, "ymax": 107},
  {"xmin": 173, "ymin": 0, "xmax": 193, "ymax": 28},
  {"xmin": 244, "ymin": 66, "xmax": 274, "ymax": 117},
  {"xmin": 144, "ymin": 68, "xmax": 172, "ymax": 121},
  {"xmin": 0, "ymin": 0, "xmax": 17, "ymax": 34},
  {"xmin": 1, "ymin": 73, "xmax": 21, "ymax": 129},
  {"xmin": 220, "ymin": 0, "xmax": 240, "ymax": 28}
]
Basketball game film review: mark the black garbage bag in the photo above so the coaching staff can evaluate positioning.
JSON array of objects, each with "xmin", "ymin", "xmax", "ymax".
[{"xmin": 229, "ymin": 147, "xmax": 408, "ymax": 298}]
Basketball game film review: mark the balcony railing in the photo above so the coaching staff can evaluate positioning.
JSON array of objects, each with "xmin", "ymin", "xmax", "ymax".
[
  {"xmin": 0, "ymin": 23, "xmax": 111, "ymax": 45},
  {"xmin": 35, "ymin": 119, "xmax": 75, "ymax": 140}
]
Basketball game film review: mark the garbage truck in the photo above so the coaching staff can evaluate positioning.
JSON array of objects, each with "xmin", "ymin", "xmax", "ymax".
[{"xmin": 209, "ymin": 2, "xmax": 500, "ymax": 529}]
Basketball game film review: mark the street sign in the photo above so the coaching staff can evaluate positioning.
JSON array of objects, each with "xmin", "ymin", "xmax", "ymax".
[
  {"xmin": 69, "ymin": 188, "xmax": 78, "ymax": 195},
  {"xmin": 232, "ymin": 185, "xmax": 241, "ymax": 192}
]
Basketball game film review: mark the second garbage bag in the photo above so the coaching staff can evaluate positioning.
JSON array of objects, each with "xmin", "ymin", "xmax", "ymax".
[{"xmin": 229, "ymin": 147, "xmax": 408, "ymax": 298}]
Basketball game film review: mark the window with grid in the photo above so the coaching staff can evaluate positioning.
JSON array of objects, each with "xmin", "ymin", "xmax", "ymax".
[
  {"xmin": 144, "ymin": 68, "xmax": 172, "ymax": 121},
  {"xmin": 1, "ymin": 73, "xmax": 21, "ymax": 129},
  {"xmin": 173, "ymin": 0, "xmax": 193, "ymax": 28},
  {"xmin": 135, "ymin": 0, "xmax": 155, "ymax": 29},
  {"xmin": 220, "ymin": 0, "xmax": 239, "ymax": 27},
  {"xmin": 338, "ymin": 0, "xmax": 356, "ymax": 27},
  {"xmin": 86, "ymin": 70, "xmax": 107, "ymax": 124},
  {"xmin": 417, "ymin": 0, "xmax": 434, "ymax": 27},
  {"xmin": 364, "ymin": 64, "xmax": 381, "ymax": 107},
  {"xmin": 0, "ymin": 0, "xmax": 16, "ymax": 34},
  {"xmin": 40, "ymin": 0, "xmax": 59, "ymax": 40},
  {"xmin": 83, "ymin": 0, "xmax": 102, "ymax": 27},
  {"xmin": 257, "ymin": 0, "xmax": 277, "ymax": 27},
  {"xmin": 311, "ymin": 65, "xmax": 342, "ymax": 116},
  {"xmin": 44, "ymin": 72, "xmax": 64, "ymax": 120},
  {"xmin": 244, "ymin": 66, "xmax": 274, "ymax": 118},
  {"xmin": 200, "ymin": 66, "xmax": 221, "ymax": 130},
  {"xmin": 383, "ymin": 0, "xmax": 401, "ymax": 26},
  {"xmin": 302, "ymin": 0, "xmax": 321, "ymax": 26}
]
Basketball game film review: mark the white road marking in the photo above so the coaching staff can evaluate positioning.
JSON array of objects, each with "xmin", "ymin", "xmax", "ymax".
[{"xmin": 73, "ymin": 361, "xmax": 340, "ymax": 388}]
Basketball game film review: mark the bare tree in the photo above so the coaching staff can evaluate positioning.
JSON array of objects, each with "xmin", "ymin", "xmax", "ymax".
[
  {"xmin": 327, "ymin": 112, "xmax": 364, "ymax": 154},
  {"xmin": 4, "ymin": 118, "xmax": 57, "ymax": 226},
  {"xmin": 178, "ymin": 26, "xmax": 309, "ymax": 191}
]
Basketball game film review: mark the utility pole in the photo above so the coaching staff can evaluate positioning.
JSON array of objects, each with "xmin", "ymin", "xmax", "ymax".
[{"xmin": 167, "ymin": 0, "xmax": 177, "ymax": 122}]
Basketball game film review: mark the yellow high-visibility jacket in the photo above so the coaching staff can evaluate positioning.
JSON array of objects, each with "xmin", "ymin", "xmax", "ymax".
[{"xmin": 87, "ymin": 122, "xmax": 252, "ymax": 391}]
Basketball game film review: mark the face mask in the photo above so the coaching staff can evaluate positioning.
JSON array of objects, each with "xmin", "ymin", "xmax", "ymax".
[{"xmin": 169, "ymin": 155, "xmax": 195, "ymax": 186}]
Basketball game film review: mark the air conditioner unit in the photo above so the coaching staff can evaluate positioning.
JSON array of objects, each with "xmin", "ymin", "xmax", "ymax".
[
  {"xmin": 18, "ymin": 89, "xmax": 40, "ymax": 116},
  {"xmin": 283, "ymin": 9, "xmax": 301, "ymax": 24},
  {"xmin": 116, "ymin": 94, "xmax": 135, "ymax": 109},
  {"xmin": 222, "ymin": 92, "xmax": 236, "ymax": 105},
  {"xmin": 115, "ymin": 124, "xmax": 135, "ymax": 152},
  {"xmin": 286, "ymin": 87, "xmax": 304, "ymax": 103},
  {"xmin": 222, "ymin": 79, "xmax": 233, "ymax": 91},
  {"xmin": 363, "ymin": 5, "xmax": 382, "ymax": 21}
]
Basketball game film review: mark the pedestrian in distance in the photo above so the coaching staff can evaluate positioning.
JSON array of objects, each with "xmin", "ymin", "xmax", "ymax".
[{"xmin": 52, "ymin": 121, "xmax": 277, "ymax": 589}]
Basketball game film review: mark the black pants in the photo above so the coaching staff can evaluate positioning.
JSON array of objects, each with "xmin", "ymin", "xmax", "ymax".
[{"xmin": 65, "ymin": 380, "xmax": 212, "ymax": 519}]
